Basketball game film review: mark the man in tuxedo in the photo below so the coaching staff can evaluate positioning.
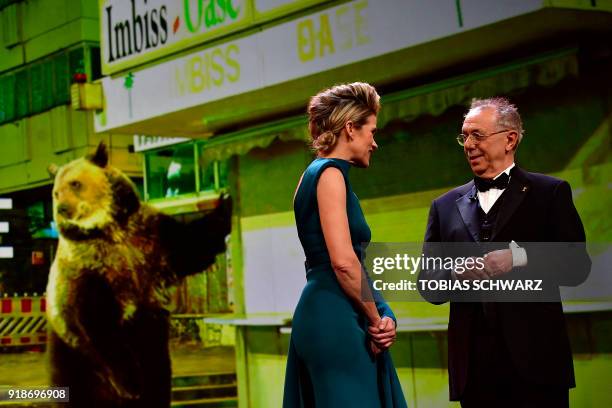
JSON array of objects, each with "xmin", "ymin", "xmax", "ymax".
[{"xmin": 421, "ymin": 97, "xmax": 591, "ymax": 407}]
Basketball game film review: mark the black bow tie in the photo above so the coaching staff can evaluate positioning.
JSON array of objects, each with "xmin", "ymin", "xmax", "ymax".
[{"xmin": 474, "ymin": 172, "xmax": 510, "ymax": 192}]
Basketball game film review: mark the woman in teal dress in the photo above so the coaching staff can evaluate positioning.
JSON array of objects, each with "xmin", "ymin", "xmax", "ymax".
[{"xmin": 283, "ymin": 83, "xmax": 407, "ymax": 407}]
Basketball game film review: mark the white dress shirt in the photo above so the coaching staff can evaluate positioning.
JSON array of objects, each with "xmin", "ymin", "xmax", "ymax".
[{"xmin": 477, "ymin": 162, "xmax": 515, "ymax": 214}]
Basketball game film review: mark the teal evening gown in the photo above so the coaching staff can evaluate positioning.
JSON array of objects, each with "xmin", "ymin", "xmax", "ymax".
[{"xmin": 283, "ymin": 157, "xmax": 407, "ymax": 407}]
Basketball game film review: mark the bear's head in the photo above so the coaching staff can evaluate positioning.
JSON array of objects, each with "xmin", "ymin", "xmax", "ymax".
[{"xmin": 50, "ymin": 142, "xmax": 140, "ymax": 241}]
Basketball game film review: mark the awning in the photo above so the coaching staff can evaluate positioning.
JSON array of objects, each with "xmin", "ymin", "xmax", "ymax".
[
  {"xmin": 377, "ymin": 47, "xmax": 579, "ymax": 126},
  {"xmin": 200, "ymin": 115, "xmax": 309, "ymax": 164},
  {"xmin": 200, "ymin": 48, "xmax": 579, "ymax": 162}
]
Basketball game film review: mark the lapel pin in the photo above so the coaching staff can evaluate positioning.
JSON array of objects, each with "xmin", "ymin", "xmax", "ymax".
[{"xmin": 521, "ymin": 186, "xmax": 528, "ymax": 192}]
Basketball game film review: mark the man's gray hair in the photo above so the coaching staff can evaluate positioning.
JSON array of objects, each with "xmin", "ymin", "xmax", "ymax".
[{"xmin": 468, "ymin": 97, "xmax": 524, "ymax": 146}]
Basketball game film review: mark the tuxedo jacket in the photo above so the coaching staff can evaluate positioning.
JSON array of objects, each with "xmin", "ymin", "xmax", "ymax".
[{"xmin": 422, "ymin": 166, "xmax": 591, "ymax": 400}]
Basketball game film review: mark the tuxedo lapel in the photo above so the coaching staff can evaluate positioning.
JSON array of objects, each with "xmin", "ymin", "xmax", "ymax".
[
  {"xmin": 455, "ymin": 184, "xmax": 479, "ymax": 242},
  {"xmin": 492, "ymin": 166, "xmax": 531, "ymax": 240}
]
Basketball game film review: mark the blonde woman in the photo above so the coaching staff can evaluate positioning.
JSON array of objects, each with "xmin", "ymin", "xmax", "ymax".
[{"xmin": 283, "ymin": 83, "xmax": 407, "ymax": 407}]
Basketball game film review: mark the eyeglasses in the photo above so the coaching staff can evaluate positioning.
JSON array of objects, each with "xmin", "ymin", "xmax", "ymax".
[{"xmin": 456, "ymin": 129, "xmax": 512, "ymax": 146}]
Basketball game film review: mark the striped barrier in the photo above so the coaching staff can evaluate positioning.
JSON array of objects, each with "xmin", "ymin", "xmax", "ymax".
[
  {"xmin": 0, "ymin": 296, "xmax": 231, "ymax": 349},
  {"xmin": 0, "ymin": 295, "xmax": 47, "ymax": 347}
]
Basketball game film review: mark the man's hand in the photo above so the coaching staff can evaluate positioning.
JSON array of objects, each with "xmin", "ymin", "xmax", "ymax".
[
  {"xmin": 368, "ymin": 316, "xmax": 396, "ymax": 350},
  {"xmin": 483, "ymin": 249, "xmax": 513, "ymax": 278},
  {"xmin": 454, "ymin": 257, "xmax": 489, "ymax": 280}
]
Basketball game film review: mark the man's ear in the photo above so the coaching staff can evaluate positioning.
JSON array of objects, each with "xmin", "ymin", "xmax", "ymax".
[
  {"xmin": 88, "ymin": 141, "xmax": 109, "ymax": 168},
  {"xmin": 47, "ymin": 163, "xmax": 59, "ymax": 178},
  {"xmin": 506, "ymin": 131, "xmax": 519, "ymax": 152}
]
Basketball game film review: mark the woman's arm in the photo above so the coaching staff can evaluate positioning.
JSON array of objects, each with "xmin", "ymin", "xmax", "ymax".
[{"xmin": 317, "ymin": 167, "xmax": 381, "ymax": 327}]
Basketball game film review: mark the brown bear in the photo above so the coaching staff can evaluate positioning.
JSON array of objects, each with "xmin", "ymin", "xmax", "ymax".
[{"xmin": 46, "ymin": 142, "xmax": 231, "ymax": 407}]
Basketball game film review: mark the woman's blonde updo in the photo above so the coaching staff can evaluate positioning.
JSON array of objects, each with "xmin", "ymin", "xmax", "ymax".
[{"xmin": 308, "ymin": 82, "xmax": 380, "ymax": 153}]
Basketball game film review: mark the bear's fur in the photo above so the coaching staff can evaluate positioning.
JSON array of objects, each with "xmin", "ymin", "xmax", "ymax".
[{"xmin": 46, "ymin": 142, "xmax": 231, "ymax": 407}]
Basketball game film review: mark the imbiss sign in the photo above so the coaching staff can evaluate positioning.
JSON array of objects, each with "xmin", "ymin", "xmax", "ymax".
[{"xmin": 100, "ymin": 0, "xmax": 250, "ymax": 75}]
